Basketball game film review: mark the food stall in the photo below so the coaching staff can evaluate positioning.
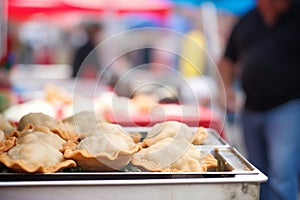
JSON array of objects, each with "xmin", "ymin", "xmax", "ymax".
[
  {"xmin": 0, "ymin": 127, "xmax": 267, "ymax": 200},
  {"xmin": 0, "ymin": 1, "xmax": 268, "ymax": 199}
]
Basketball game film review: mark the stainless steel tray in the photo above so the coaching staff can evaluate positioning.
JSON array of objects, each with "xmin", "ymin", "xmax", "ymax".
[
  {"xmin": 0, "ymin": 147, "xmax": 259, "ymax": 182},
  {"xmin": 0, "ymin": 126, "xmax": 267, "ymax": 200}
]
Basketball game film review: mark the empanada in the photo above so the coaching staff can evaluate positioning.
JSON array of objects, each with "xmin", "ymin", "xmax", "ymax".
[
  {"xmin": 18, "ymin": 112, "xmax": 59, "ymax": 131},
  {"xmin": 17, "ymin": 112, "xmax": 79, "ymax": 141},
  {"xmin": 63, "ymin": 112, "xmax": 135, "ymax": 142},
  {"xmin": 64, "ymin": 134, "xmax": 141, "ymax": 171},
  {"xmin": 142, "ymin": 121, "xmax": 208, "ymax": 147},
  {"xmin": 132, "ymin": 138, "xmax": 217, "ymax": 172},
  {"xmin": 0, "ymin": 142, "xmax": 76, "ymax": 173}
]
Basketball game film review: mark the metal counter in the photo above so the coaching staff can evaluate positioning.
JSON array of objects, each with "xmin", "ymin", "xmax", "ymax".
[{"xmin": 0, "ymin": 173, "xmax": 267, "ymax": 200}]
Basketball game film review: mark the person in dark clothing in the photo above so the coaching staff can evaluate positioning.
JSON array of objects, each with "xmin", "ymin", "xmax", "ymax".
[
  {"xmin": 72, "ymin": 22, "xmax": 102, "ymax": 78},
  {"xmin": 218, "ymin": 0, "xmax": 300, "ymax": 199}
]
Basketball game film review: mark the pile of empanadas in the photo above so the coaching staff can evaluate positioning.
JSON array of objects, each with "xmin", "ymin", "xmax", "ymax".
[{"xmin": 0, "ymin": 112, "xmax": 217, "ymax": 173}]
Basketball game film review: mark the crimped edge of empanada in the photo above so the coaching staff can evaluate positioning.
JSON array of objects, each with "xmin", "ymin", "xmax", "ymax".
[
  {"xmin": 64, "ymin": 145, "xmax": 141, "ymax": 171},
  {"xmin": 0, "ymin": 153, "xmax": 76, "ymax": 173},
  {"xmin": 51, "ymin": 126, "xmax": 79, "ymax": 142},
  {"xmin": 0, "ymin": 136, "xmax": 16, "ymax": 154}
]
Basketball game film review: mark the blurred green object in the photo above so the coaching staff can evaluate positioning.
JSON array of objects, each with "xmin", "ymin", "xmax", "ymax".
[
  {"xmin": 0, "ymin": 68, "xmax": 12, "ymax": 112},
  {"xmin": 0, "ymin": 91, "xmax": 11, "ymax": 112}
]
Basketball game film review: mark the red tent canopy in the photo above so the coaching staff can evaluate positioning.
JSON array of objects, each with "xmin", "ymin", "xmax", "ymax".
[
  {"xmin": 8, "ymin": 0, "xmax": 71, "ymax": 21},
  {"xmin": 8, "ymin": 0, "xmax": 173, "ymax": 22}
]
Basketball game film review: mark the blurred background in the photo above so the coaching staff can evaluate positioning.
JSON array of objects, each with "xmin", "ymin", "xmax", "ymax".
[
  {"xmin": 2, "ymin": 0, "xmax": 254, "ymax": 67},
  {"xmin": 0, "ymin": 0, "xmax": 255, "ymax": 152}
]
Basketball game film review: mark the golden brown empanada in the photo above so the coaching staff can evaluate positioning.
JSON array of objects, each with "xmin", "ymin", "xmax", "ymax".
[
  {"xmin": 0, "ymin": 142, "xmax": 76, "ymax": 173},
  {"xmin": 142, "ymin": 121, "xmax": 208, "ymax": 147},
  {"xmin": 132, "ymin": 138, "xmax": 217, "ymax": 172},
  {"xmin": 17, "ymin": 112, "xmax": 79, "ymax": 141},
  {"xmin": 64, "ymin": 134, "xmax": 141, "ymax": 171},
  {"xmin": 63, "ymin": 112, "xmax": 135, "ymax": 142},
  {"xmin": 18, "ymin": 112, "xmax": 59, "ymax": 131}
]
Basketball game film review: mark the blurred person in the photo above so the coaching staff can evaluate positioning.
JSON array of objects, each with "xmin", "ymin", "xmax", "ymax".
[
  {"xmin": 71, "ymin": 21, "xmax": 103, "ymax": 79},
  {"xmin": 218, "ymin": 0, "xmax": 300, "ymax": 199}
]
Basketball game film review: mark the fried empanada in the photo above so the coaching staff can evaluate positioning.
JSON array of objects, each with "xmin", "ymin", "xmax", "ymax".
[
  {"xmin": 64, "ymin": 134, "xmax": 141, "ymax": 171},
  {"xmin": 142, "ymin": 121, "xmax": 208, "ymax": 147},
  {"xmin": 132, "ymin": 138, "xmax": 217, "ymax": 172},
  {"xmin": 17, "ymin": 112, "xmax": 79, "ymax": 141},
  {"xmin": 63, "ymin": 112, "xmax": 134, "ymax": 142},
  {"xmin": 0, "ymin": 142, "xmax": 76, "ymax": 173},
  {"xmin": 18, "ymin": 112, "xmax": 59, "ymax": 131}
]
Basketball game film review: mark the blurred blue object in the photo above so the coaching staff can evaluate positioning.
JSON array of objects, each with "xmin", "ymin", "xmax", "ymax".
[
  {"xmin": 123, "ymin": 14, "xmax": 162, "ymax": 29},
  {"xmin": 172, "ymin": 0, "xmax": 256, "ymax": 15},
  {"xmin": 166, "ymin": 12, "xmax": 192, "ymax": 33},
  {"xmin": 213, "ymin": 0, "xmax": 256, "ymax": 15}
]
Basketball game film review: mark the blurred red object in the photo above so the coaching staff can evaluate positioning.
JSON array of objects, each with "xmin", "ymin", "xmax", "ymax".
[
  {"xmin": 8, "ymin": 0, "xmax": 173, "ymax": 22},
  {"xmin": 105, "ymin": 105, "xmax": 225, "ymax": 138},
  {"xmin": 8, "ymin": 0, "xmax": 70, "ymax": 21}
]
